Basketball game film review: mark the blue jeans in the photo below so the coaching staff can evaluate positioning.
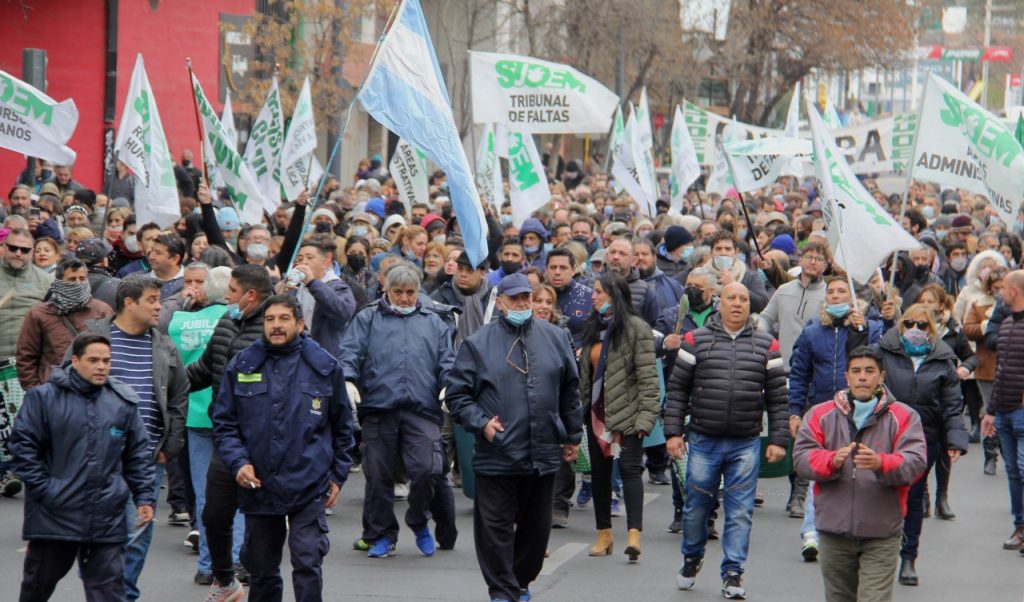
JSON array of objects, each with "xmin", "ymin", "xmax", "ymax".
[
  {"xmin": 124, "ymin": 463, "xmax": 163, "ymax": 601},
  {"xmin": 995, "ymin": 408, "xmax": 1024, "ymax": 528},
  {"xmin": 800, "ymin": 486, "xmax": 816, "ymax": 540},
  {"xmin": 189, "ymin": 428, "xmax": 244, "ymax": 575},
  {"xmin": 681, "ymin": 433, "xmax": 761, "ymax": 578}
]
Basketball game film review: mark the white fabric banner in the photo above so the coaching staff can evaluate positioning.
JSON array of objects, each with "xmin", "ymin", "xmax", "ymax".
[
  {"xmin": 498, "ymin": 129, "xmax": 550, "ymax": 227},
  {"xmin": 279, "ymin": 77, "xmax": 318, "ymax": 202},
  {"xmin": 390, "ymin": 137, "xmax": 429, "ymax": 213},
  {"xmin": 243, "ymin": 77, "xmax": 285, "ymax": 213},
  {"xmin": 475, "ymin": 124, "xmax": 503, "ymax": 212},
  {"xmin": 611, "ymin": 105, "xmax": 648, "ymax": 208},
  {"xmin": 632, "ymin": 88, "xmax": 659, "ymax": 216},
  {"xmin": 114, "ymin": 54, "xmax": 179, "ymax": 228},
  {"xmin": 912, "ymin": 73, "xmax": 1024, "ymax": 225},
  {"xmin": 807, "ymin": 98, "xmax": 919, "ymax": 283},
  {"xmin": 221, "ymin": 89, "xmax": 239, "ymax": 148},
  {"xmin": 670, "ymin": 105, "xmax": 700, "ymax": 212},
  {"xmin": 191, "ymin": 72, "xmax": 266, "ymax": 225},
  {"xmin": 470, "ymin": 50, "xmax": 619, "ymax": 133},
  {"xmin": 0, "ymin": 69, "xmax": 78, "ymax": 165},
  {"xmin": 723, "ymin": 136, "xmax": 813, "ymax": 193},
  {"xmin": 779, "ymin": 82, "xmax": 804, "ymax": 178}
]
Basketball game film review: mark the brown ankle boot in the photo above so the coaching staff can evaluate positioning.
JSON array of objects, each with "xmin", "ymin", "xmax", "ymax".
[
  {"xmin": 589, "ymin": 528, "xmax": 613, "ymax": 556},
  {"xmin": 625, "ymin": 528, "xmax": 642, "ymax": 562}
]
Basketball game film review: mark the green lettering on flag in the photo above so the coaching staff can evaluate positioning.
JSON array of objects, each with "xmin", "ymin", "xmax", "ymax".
[
  {"xmin": 508, "ymin": 133, "xmax": 540, "ymax": 189},
  {"xmin": 494, "ymin": 60, "xmax": 586, "ymax": 92},
  {"xmin": 0, "ymin": 72, "xmax": 54, "ymax": 125}
]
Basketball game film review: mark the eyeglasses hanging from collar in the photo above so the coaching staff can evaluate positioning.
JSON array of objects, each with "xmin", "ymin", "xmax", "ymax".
[{"xmin": 506, "ymin": 334, "xmax": 529, "ymax": 375}]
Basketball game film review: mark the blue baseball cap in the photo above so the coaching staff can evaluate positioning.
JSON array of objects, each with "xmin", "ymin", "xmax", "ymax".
[{"xmin": 497, "ymin": 273, "xmax": 533, "ymax": 297}]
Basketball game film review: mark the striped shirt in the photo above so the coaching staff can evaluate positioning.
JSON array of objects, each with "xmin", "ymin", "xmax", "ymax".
[{"xmin": 110, "ymin": 324, "xmax": 163, "ymax": 449}]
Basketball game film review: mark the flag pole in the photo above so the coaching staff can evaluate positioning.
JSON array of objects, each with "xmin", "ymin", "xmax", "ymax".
[
  {"xmin": 185, "ymin": 58, "xmax": 210, "ymax": 186},
  {"xmin": 887, "ymin": 77, "xmax": 926, "ymax": 292}
]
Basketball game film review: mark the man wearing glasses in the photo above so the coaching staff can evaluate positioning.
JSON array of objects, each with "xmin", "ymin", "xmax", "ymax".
[
  {"xmin": 448, "ymin": 273, "xmax": 582, "ymax": 602},
  {"xmin": 0, "ymin": 228, "xmax": 53, "ymax": 361}
]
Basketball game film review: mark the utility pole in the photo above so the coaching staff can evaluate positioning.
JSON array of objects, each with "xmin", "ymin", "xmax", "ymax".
[{"xmin": 982, "ymin": 0, "xmax": 992, "ymax": 108}]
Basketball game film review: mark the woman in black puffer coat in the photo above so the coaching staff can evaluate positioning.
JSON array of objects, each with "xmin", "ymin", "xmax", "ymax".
[{"xmin": 877, "ymin": 303, "xmax": 969, "ymax": 587}]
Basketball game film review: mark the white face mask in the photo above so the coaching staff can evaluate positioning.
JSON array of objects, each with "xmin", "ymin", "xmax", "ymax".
[
  {"xmin": 124, "ymin": 237, "xmax": 140, "ymax": 253},
  {"xmin": 713, "ymin": 255, "xmax": 734, "ymax": 271}
]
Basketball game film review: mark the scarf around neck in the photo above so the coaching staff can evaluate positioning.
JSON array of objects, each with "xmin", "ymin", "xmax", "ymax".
[{"xmin": 49, "ymin": 280, "xmax": 92, "ymax": 315}]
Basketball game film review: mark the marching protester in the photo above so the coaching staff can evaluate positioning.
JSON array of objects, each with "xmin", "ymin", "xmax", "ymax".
[
  {"xmin": 10, "ymin": 333, "xmax": 157, "ymax": 601},
  {"xmin": 0, "ymin": 228, "xmax": 53, "ymax": 360},
  {"xmin": 963, "ymin": 266, "xmax": 1009, "ymax": 476},
  {"xmin": 213, "ymin": 295, "xmax": 354, "ymax": 602},
  {"xmin": 448, "ymin": 273, "xmax": 582, "ymax": 602}
]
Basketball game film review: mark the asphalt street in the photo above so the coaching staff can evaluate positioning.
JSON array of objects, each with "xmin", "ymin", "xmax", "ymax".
[{"xmin": 1, "ymin": 444, "xmax": 1022, "ymax": 601}]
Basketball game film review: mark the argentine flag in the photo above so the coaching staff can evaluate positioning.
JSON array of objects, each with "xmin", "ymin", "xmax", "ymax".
[{"xmin": 359, "ymin": 0, "xmax": 489, "ymax": 268}]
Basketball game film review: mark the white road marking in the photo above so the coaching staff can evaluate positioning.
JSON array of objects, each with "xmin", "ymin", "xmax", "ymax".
[
  {"xmin": 643, "ymin": 492, "xmax": 661, "ymax": 506},
  {"xmin": 540, "ymin": 542, "xmax": 587, "ymax": 575}
]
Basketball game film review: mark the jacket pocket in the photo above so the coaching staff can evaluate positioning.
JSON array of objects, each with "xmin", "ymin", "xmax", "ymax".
[
  {"xmin": 233, "ymin": 381, "xmax": 269, "ymax": 398},
  {"xmin": 300, "ymin": 383, "xmax": 332, "ymax": 439}
]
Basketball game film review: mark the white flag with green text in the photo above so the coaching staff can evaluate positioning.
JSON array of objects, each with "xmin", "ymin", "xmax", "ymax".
[
  {"xmin": 632, "ymin": 88, "xmax": 659, "ymax": 215},
  {"xmin": 475, "ymin": 123, "xmax": 503, "ymax": 212},
  {"xmin": 0, "ymin": 69, "xmax": 78, "ymax": 165},
  {"xmin": 390, "ymin": 137, "xmax": 429, "ymax": 213},
  {"xmin": 499, "ymin": 129, "xmax": 550, "ymax": 227},
  {"xmin": 279, "ymin": 78, "xmax": 318, "ymax": 202},
  {"xmin": 670, "ymin": 104, "xmax": 700, "ymax": 211},
  {"xmin": 243, "ymin": 77, "xmax": 285, "ymax": 213}
]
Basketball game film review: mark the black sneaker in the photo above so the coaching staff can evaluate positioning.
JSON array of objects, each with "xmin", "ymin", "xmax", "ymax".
[
  {"xmin": 1, "ymin": 473, "xmax": 22, "ymax": 498},
  {"xmin": 194, "ymin": 572, "xmax": 213, "ymax": 586},
  {"xmin": 676, "ymin": 556, "xmax": 703, "ymax": 590},
  {"xmin": 721, "ymin": 571, "xmax": 746, "ymax": 599},
  {"xmin": 668, "ymin": 509, "xmax": 682, "ymax": 533},
  {"xmin": 233, "ymin": 562, "xmax": 250, "ymax": 585}
]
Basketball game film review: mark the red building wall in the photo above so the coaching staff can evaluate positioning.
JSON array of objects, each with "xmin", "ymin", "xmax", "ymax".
[{"xmin": 0, "ymin": 0, "xmax": 254, "ymax": 193}]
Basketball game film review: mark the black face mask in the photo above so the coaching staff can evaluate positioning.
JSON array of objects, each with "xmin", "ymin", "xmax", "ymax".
[
  {"xmin": 571, "ymin": 235, "xmax": 589, "ymax": 245},
  {"xmin": 685, "ymin": 287, "xmax": 707, "ymax": 310},
  {"xmin": 500, "ymin": 261, "xmax": 522, "ymax": 275},
  {"xmin": 913, "ymin": 264, "xmax": 930, "ymax": 281},
  {"xmin": 638, "ymin": 265, "xmax": 655, "ymax": 279},
  {"xmin": 315, "ymin": 222, "xmax": 332, "ymax": 233},
  {"xmin": 412, "ymin": 217, "xmax": 422, "ymax": 225},
  {"xmin": 346, "ymin": 254, "xmax": 366, "ymax": 272}
]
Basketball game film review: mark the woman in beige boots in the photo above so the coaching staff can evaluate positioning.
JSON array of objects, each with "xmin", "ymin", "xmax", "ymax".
[{"xmin": 578, "ymin": 273, "xmax": 660, "ymax": 562}]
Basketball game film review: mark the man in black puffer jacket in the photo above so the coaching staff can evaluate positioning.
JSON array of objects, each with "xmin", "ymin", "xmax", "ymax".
[
  {"xmin": 187, "ymin": 264, "xmax": 272, "ymax": 597},
  {"xmin": 665, "ymin": 282, "xmax": 789, "ymax": 599}
]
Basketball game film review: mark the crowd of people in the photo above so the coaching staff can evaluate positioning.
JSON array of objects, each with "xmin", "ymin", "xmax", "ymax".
[{"xmin": 0, "ymin": 150, "xmax": 1023, "ymax": 602}]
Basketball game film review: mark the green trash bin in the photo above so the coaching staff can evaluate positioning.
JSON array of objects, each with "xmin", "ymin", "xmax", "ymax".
[
  {"xmin": 758, "ymin": 437, "xmax": 794, "ymax": 479},
  {"xmin": 453, "ymin": 424, "xmax": 476, "ymax": 500}
]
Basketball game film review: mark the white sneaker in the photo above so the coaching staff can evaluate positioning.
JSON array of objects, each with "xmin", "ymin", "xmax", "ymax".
[
  {"xmin": 185, "ymin": 529, "xmax": 199, "ymax": 551},
  {"xmin": 203, "ymin": 578, "xmax": 244, "ymax": 602},
  {"xmin": 394, "ymin": 483, "xmax": 410, "ymax": 499},
  {"xmin": 801, "ymin": 537, "xmax": 819, "ymax": 562}
]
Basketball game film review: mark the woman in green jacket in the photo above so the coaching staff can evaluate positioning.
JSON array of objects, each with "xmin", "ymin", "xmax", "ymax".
[{"xmin": 580, "ymin": 272, "xmax": 660, "ymax": 562}]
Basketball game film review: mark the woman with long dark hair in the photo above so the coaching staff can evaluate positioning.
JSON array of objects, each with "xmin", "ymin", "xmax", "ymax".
[{"xmin": 579, "ymin": 273, "xmax": 660, "ymax": 563}]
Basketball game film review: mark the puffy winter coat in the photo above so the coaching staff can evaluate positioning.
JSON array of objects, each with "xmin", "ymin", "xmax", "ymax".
[
  {"xmin": 187, "ymin": 298, "xmax": 270, "ymax": 402},
  {"xmin": 16, "ymin": 299, "xmax": 114, "ymax": 390},
  {"xmin": 9, "ymin": 367, "xmax": 156, "ymax": 543},
  {"xmin": 991, "ymin": 309, "xmax": 1024, "ymax": 414},
  {"xmin": 339, "ymin": 301, "xmax": 455, "ymax": 424},
  {"xmin": 664, "ymin": 315, "xmax": 789, "ymax": 446},
  {"xmin": 645, "ymin": 268, "xmax": 684, "ymax": 311},
  {"xmin": 624, "ymin": 267, "xmax": 662, "ymax": 326},
  {"xmin": 213, "ymin": 335, "xmax": 354, "ymax": 515},
  {"xmin": 877, "ymin": 328, "xmax": 968, "ymax": 451},
  {"xmin": 0, "ymin": 261, "xmax": 53, "ymax": 359},
  {"xmin": 794, "ymin": 387, "xmax": 927, "ymax": 539},
  {"xmin": 579, "ymin": 314, "xmax": 660, "ymax": 436},
  {"xmin": 447, "ymin": 316, "xmax": 582, "ymax": 477},
  {"xmin": 788, "ymin": 308, "xmax": 883, "ymax": 416}
]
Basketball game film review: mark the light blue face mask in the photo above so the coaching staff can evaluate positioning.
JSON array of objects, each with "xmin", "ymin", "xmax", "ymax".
[
  {"xmin": 226, "ymin": 303, "xmax": 242, "ymax": 320},
  {"xmin": 500, "ymin": 215, "xmax": 513, "ymax": 226},
  {"xmin": 506, "ymin": 309, "xmax": 532, "ymax": 326},
  {"xmin": 394, "ymin": 304, "xmax": 417, "ymax": 315},
  {"xmin": 353, "ymin": 226, "xmax": 369, "ymax": 237},
  {"xmin": 681, "ymin": 246, "xmax": 695, "ymax": 261},
  {"xmin": 598, "ymin": 301, "xmax": 611, "ymax": 315},
  {"xmin": 713, "ymin": 255, "xmax": 734, "ymax": 271},
  {"xmin": 524, "ymin": 245, "xmax": 540, "ymax": 255},
  {"xmin": 825, "ymin": 303, "xmax": 851, "ymax": 318}
]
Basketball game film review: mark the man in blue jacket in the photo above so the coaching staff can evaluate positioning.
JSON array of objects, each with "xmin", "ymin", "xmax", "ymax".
[
  {"xmin": 212, "ymin": 295, "xmax": 354, "ymax": 602},
  {"xmin": 340, "ymin": 262, "xmax": 455, "ymax": 559},
  {"xmin": 448, "ymin": 273, "xmax": 583, "ymax": 602},
  {"xmin": 10, "ymin": 333, "xmax": 156, "ymax": 602},
  {"xmin": 278, "ymin": 238, "xmax": 356, "ymax": 359}
]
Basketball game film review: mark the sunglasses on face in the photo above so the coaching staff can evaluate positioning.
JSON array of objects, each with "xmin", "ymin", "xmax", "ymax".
[
  {"xmin": 5, "ymin": 243, "xmax": 32, "ymax": 255},
  {"xmin": 902, "ymin": 320, "xmax": 930, "ymax": 331}
]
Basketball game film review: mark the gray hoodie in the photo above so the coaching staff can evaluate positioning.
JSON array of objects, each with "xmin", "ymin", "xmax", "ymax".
[{"xmin": 757, "ymin": 276, "xmax": 826, "ymax": 368}]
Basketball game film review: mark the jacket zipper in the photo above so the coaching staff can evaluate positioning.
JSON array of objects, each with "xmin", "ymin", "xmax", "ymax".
[{"xmin": 832, "ymin": 327, "xmax": 840, "ymax": 397}]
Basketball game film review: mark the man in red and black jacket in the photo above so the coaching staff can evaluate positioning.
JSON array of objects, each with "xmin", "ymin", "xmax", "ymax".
[{"xmin": 795, "ymin": 345, "xmax": 926, "ymax": 602}]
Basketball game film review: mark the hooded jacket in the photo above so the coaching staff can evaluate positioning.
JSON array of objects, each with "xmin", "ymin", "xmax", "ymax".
[
  {"xmin": 623, "ymin": 267, "xmax": 662, "ymax": 326},
  {"xmin": 877, "ymin": 328, "xmax": 969, "ymax": 451},
  {"xmin": 9, "ymin": 367, "xmax": 157, "ymax": 543},
  {"xmin": 962, "ymin": 293, "xmax": 998, "ymax": 380},
  {"xmin": 0, "ymin": 260, "xmax": 53, "ymax": 359},
  {"xmin": 788, "ymin": 302, "xmax": 884, "ymax": 416},
  {"xmin": 952, "ymin": 249, "xmax": 1008, "ymax": 326},
  {"xmin": 644, "ymin": 266, "xmax": 685, "ymax": 310},
  {"xmin": 794, "ymin": 387, "xmax": 927, "ymax": 539},
  {"xmin": 16, "ymin": 298, "xmax": 114, "ymax": 390},
  {"xmin": 757, "ymin": 276, "xmax": 827, "ymax": 367},
  {"xmin": 664, "ymin": 315, "xmax": 789, "ymax": 446},
  {"xmin": 447, "ymin": 316, "xmax": 582, "ymax": 477}
]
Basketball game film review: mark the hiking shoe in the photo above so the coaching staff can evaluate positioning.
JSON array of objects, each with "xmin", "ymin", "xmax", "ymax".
[
  {"xmin": 668, "ymin": 508, "xmax": 682, "ymax": 533},
  {"xmin": 185, "ymin": 529, "xmax": 199, "ymax": 552},
  {"xmin": 352, "ymin": 537, "xmax": 373, "ymax": 551},
  {"xmin": 576, "ymin": 480, "xmax": 592, "ymax": 507},
  {"xmin": 0, "ymin": 473, "xmax": 22, "ymax": 498},
  {"xmin": 801, "ymin": 538, "xmax": 819, "ymax": 562},
  {"xmin": 721, "ymin": 571, "xmax": 746, "ymax": 599},
  {"xmin": 203, "ymin": 578, "xmax": 244, "ymax": 602},
  {"xmin": 367, "ymin": 537, "xmax": 397, "ymax": 558},
  {"xmin": 677, "ymin": 556, "xmax": 703, "ymax": 590},
  {"xmin": 232, "ymin": 563, "xmax": 249, "ymax": 585},
  {"xmin": 414, "ymin": 527, "xmax": 436, "ymax": 556},
  {"xmin": 194, "ymin": 572, "xmax": 213, "ymax": 586},
  {"xmin": 168, "ymin": 511, "xmax": 190, "ymax": 525}
]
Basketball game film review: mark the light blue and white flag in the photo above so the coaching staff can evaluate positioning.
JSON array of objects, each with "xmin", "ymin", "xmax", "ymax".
[{"xmin": 358, "ymin": 0, "xmax": 488, "ymax": 267}]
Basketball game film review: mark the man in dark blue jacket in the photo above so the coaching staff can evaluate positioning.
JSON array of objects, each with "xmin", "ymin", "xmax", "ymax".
[
  {"xmin": 278, "ymin": 239, "xmax": 356, "ymax": 359},
  {"xmin": 340, "ymin": 262, "xmax": 455, "ymax": 559},
  {"xmin": 448, "ymin": 273, "xmax": 583, "ymax": 602},
  {"xmin": 10, "ymin": 333, "xmax": 156, "ymax": 602},
  {"xmin": 212, "ymin": 295, "xmax": 354, "ymax": 602}
]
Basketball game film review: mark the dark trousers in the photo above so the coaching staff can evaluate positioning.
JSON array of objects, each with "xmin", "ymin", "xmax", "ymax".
[
  {"xmin": 644, "ymin": 443, "xmax": 669, "ymax": 474},
  {"xmin": 361, "ymin": 409, "xmax": 443, "ymax": 541},
  {"xmin": 901, "ymin": 442, "xmax": 940, "ymax": 560},
  {"xmin": 204, "ymin": 451, "xmax": 240, "ymax": 586},
  {"xmin": 588, "ymin": 428, "xmax": 645, "ymax": 531},
  {"xmin": 19, "ymin": 540, "xmax": 124, "ymax": 602},
  {"xmin": 474, "ymin": 472, "xmax": 555, "ymax": 602},
  {"xmin": 552, "ymin": 461, "xmax": 576, "ymax": 515},
  {"xmin": 430, "ymin": 473, "xmax": 458, "ymax": 549},
  {"xmin": 241, "ymin": 498, "xmax": 330, "ymax": 602},
  {"xmin": 166, "ymin": 439, "xmax": 192, "ymax": 515}
]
